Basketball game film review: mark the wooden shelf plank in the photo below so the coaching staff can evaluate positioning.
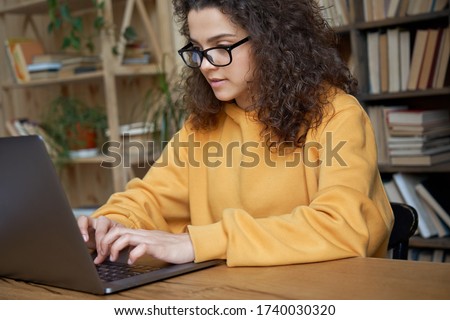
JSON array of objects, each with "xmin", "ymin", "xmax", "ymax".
[
  {"xmin": 67, "ymin": 155, "xmax": 110, "ymax": 164},
  {"xmin": 354, "ymin": 9, "xmax": 450, "ymax": 30},
  {"xmin": 0, "ymin": 0, "xmax": 94, "ymax": 15},
  {"xmin": 114, "ymin": 64, "xmax": 161, "ymax": 76},
  {"xmin": 410, "ymin": 236, "xmax": 450, "ymax": 250},
  {"xmin": 358, "ymin": 87, "xmax": 450, "ymax": 102},
  {"xmin": 1, "ymin": 71, "xmax": 104, "ymax": 89},
  {"xmin": 379, "ymin": 162, "xmax": 450, "ymax": 173}
]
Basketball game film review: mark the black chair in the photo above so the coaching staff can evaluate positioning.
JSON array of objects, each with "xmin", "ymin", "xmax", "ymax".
[{"xmin": 388, "ymin": 202, "xmax": 419, "ymax": 260}]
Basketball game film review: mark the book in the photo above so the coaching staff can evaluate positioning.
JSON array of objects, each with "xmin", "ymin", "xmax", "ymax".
[
  {"xmin": 388, "ymin": 135, "xmax": 450, "ymax": 149},
  {"xmin": 420, "ymin": 197, "xmax": 450, "ymax": 237},
  {"xmin": 387, "ymin": 28, "xmax": 401, "ymax": 92},
  {"xmin": 4, "ymin": 38, "xmax": 28, "ymax": 83},
  {"xmin": 389, "ymin": 121, "xmax": 450, "ymax": 133},
  {"xmin": 61, "ymin": 55, "xmax": 101, "ymax": 66},
  {"xmin": 363, "ymin": 0, "xmax": 374, "ymax": 22},
  {"xmin": 383, "ymin": 179, "xmax": 404, "ymax": 203},
  {"xmin": 387, "ymin": 109, "xmax": 449, "ymax": 125},
  {"xmin": 417, "ymin": 28, "xmax": 440, "ymax": 90},
  {"xmin": 4, "ymin": 120, "xmax": 19, "ymax": 136},
  {"xmin": 416, "ymin": 182, "xmax": 450, "ymax": 229},
  {"xmin": 407, "ymin": 30, "xmax": 429, "ymax": 90},
  {"xmin": 384, "ymin": 106, "xmax": 412, "ymax": 164},
  {"xmin": 29, "ymin": 70, "xmax": 59, "ymax": 81},
  {"xmin": 389, "ymin": 143, "xmax": 450, "ymax": 156},
  {"xmin": 390, "ymin": 150, "xmax": 450, "ymax": 166},
  {"xmin": 123, "ymin": 53, "xmax": 151, "ymax": 65},
  {"xmin": 426, "ymin": 28, "xmax": 444, "ymax": 88},
  {"xmin": 27, "ymin": 62, "xmax": 61, "ymax": 73},
  {"xmin": 432, "ymin": 27, "xmax": 450, "ymax": 88},
  {"xmin": 13, "ymin": 40, "xmax": 44, "ymax": 65},
  {"xmin": 367, "ymin": 105, "xmax": 417, "ymax": 165},
  {"xmin": 59, "ymin": 60, "xmax": 102, "ymax": 77},
  {"xmin": 432, "ymin": 249, "xmax": 446, "ymax": 262},
  {"xmin": 388, "ymin": 126, "xmax": 450, "ymax": 141},
  {"xmin": 407, "ymin": 0, "xmax": 433, "ymax": 15},
  {"xmin": 399, "ymin": 30, "xmax": 411, "ymax": 91},
  {"xmin": 367, "ymin": 32, "xmax": 381, "ymax": 94},
  {"xmin": 398, "ymin": 0, "xmax": 410, "ymax": 17},
  {"xmin": 416, "ymin": 176, "xmax": 450, "ymax": 226},
  {"xmin": 372, "ymin": 0, "xmax": 386, "ymax": 21},
  {"xmin": 387, "ymin": 0, "xmax": 402, "ymax": 18},
  {"xmin": 392, "ymin": 173, "xmax": 438, "ymax": 238},
  {"xmin": 5, "ymin": 119, "xmax": 60, "ymax": 157},
  {"xmin": 432, "ymin": 0, "xmax": 449, "ymax": 11},
  {"xmin": 379, "ymin": 33, "xmax": 389, "ymax": 92},
  {"xmin": 367, "ymin": 106, "xmax": 386, "ymax": 164},
  {"xmin": 4, "ymin": 38, "xmax": 45, "ymax": 83},
  {"xmin": 334, "ymin": 0, "xmax": 350, "ymax": 25}
]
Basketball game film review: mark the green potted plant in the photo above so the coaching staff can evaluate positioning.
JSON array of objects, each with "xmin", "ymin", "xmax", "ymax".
[
  {"xmin": 41, "ymin": 96, "xmax": 107, "ymax": 162},
  {"xmin": 46, "ymin": 0, "xmax": 105, "ymax": 53},
  {"xmin": 46, "ymin": 0, "xmax": 137, "ymax": 56}
]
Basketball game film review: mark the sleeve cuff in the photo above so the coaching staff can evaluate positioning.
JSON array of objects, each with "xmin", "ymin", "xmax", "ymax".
[{"xmin": 188, "ymin": 221, "xmax": 227, "ymax": 262}]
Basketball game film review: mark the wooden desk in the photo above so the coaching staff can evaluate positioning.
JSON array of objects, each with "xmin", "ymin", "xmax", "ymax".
[{"xmin": 1, "ymin": 257, "xmax": 449, "ymax": 299}]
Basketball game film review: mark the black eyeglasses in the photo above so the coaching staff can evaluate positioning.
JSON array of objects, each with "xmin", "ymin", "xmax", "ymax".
[{"xmin": 178, "ymin": 36, "xmax": 250, "ymax": 68}]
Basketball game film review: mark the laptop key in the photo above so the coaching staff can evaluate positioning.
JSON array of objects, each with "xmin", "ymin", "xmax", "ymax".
[{"xmin": 96, "ymin": 261, "xmax": 160, "ymax": 282}]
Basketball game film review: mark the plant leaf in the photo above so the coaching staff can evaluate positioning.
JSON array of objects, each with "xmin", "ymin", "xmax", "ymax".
[
  {"xmin": 94, "ymin": 16, "xmax": 104, "ymax": 30},
  {"xmin": 72, "ymin": 17, "xmax": 83, "ymax": 32},
  {"xmin": 123, "ymin": 26, "xmax": 137, "ymax": 42},
  {"xmin": 60, "ymin": 4, "xmax": 71, "ymax": 21},
  {"xmin": 62, "ymin": 36, "xmax": 72, "ymax": 49}
]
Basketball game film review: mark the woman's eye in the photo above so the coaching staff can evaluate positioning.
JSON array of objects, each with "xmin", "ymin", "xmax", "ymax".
[{"xmin": 216, "ymin": 43, "xmax": 231, "ymax": 47}]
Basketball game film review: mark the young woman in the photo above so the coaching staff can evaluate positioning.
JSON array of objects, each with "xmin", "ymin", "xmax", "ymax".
[{"xmin": 78, "ymin": 0, "xmax": 393, "ymax": 267}]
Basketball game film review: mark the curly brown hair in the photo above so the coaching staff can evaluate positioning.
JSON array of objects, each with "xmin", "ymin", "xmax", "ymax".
[{"xmin": 172, "ymin": 0, "xmax": 357, "ymax": 147}]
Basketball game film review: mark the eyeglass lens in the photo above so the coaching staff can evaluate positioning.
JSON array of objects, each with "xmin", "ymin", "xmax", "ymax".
[{"xmin": 182, "ymin": 48, "xmax": 230, "ymax": 67}]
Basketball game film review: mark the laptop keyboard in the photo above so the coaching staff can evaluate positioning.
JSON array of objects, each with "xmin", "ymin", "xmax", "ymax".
[{"xmin": 96, "ymin": 260, "xmax": 160, "ymax": 282}]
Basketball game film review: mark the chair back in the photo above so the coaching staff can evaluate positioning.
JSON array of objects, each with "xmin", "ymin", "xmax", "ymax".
[{"xmin": 388, "ymin": 202, "xmax": 419, "ymax": 259}]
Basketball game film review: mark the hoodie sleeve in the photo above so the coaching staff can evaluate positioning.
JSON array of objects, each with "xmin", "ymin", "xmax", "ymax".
[{"xmin": 91, "ymin": 128, "xmax": 192, "ymax": 234}]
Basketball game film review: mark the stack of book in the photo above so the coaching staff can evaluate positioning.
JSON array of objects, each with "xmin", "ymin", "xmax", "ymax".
[
  {"xmin": 27, "ymin": 61, "xmax": 61, "ymax": 80},
  {"xmin": 384, "ymin": 173, "xmax": 450, "ymax": 261},
  {"xmin": 367, "ymin": 27, "xmax": 449, "ymax": 94},
  {"xmin": 4, "ymin": 118, "xmax": 60, "ymax": 158},
  {"xmin": 123, "ymin": 41, "xmax": 151, "ymax": 65},
  {"xmin": 32, "ymin": 54, "xmax": 102, "ymax": 78},
  {"xmin": 4, "ymin": 37, "xmax": 102, "ymax": 82},
  {"xmin": 386, "ymin": 109, "xmax": 450, "ymax": 166},
  {"xmin": 106, "ymin": 122, "xmax": 160, "ymax": 164},
  {"xmin": 362, "ymin": 0, "xmax": 448, "ymax": 22},
  {"xmin": 367, "ymin": 106, "xmax": 450, "ymax": 166},
  {"xmin": 384, "ymin": 173, "xmax": 450, "ymax": 239}
]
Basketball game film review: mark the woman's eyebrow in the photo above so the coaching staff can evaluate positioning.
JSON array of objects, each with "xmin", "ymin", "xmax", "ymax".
[{"xmin": 189, "ymin": 33, "xmax": 237, "ymax": 45}]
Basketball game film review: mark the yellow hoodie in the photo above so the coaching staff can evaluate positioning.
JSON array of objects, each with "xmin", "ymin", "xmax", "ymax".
[{"xmin": 92, "ymin": 91, "xmax": 393, "ymax": 266}]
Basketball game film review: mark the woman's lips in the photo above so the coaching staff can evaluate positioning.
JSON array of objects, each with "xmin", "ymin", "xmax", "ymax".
[{"xmin": 209, "ymin": 78, "xmax": 225, "ymax": 88}]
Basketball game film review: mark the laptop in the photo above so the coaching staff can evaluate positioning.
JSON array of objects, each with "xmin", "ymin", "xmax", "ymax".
[{"xmin": 0, "ymin": 135, "xmax": 221, "ymax": 295}]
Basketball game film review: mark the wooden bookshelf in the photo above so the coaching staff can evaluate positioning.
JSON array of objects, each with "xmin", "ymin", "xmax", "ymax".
[
  {"xmin": 0, "ymin": 0, "xmax": 176, "ymax": 207},
  {"xmin": 346, "ymin": 0, "xmax": 450, "ymax": 172},
  {"xmin": 329, "ymin": 0, "xmax": 450, "ymax": 258}
]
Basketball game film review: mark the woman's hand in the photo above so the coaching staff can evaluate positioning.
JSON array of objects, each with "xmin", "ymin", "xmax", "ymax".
[
  {"xmin": 104, "ymin": 229, "xmax": 195, "ymax": 265},
  {"xmin": 77, "ymin": 215, "xmax": 195, "ymax": 265},
  {"xmin": 77, "ymin": 215, "xmax": 124, "ymax": 264}
]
